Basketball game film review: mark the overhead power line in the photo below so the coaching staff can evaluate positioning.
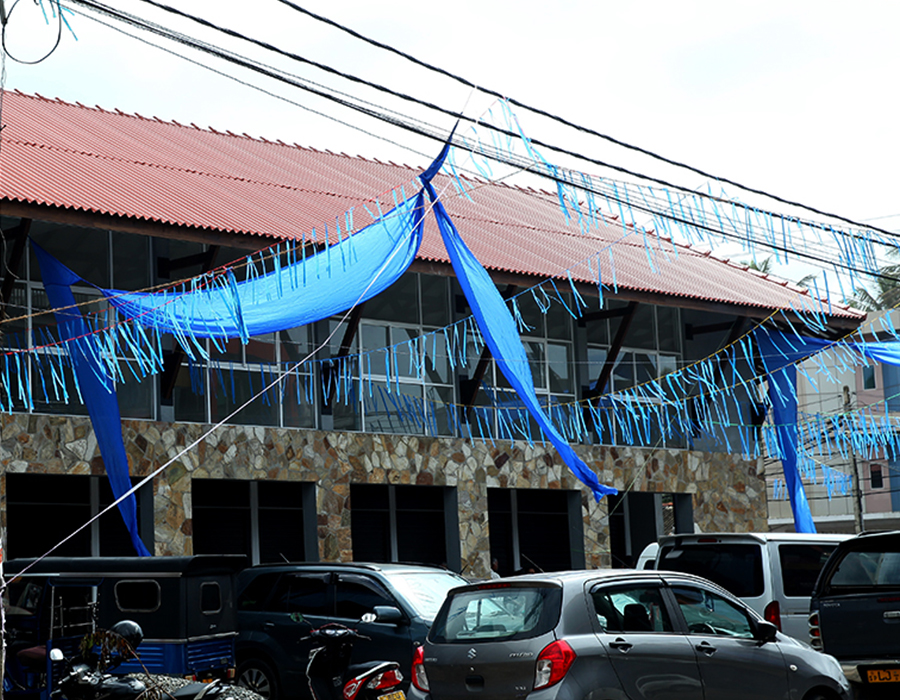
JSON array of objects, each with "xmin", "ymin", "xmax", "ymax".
[
  {"xmin": 107, "ymin": 0, "xmax": 899, "ymax": 248},
  {"xmin": 274, "ymin": 0, "xmax": 898, "ymax": 242},
  {"xmin": 53, "ymin": 0, "xmax": 900, "ymax": 292}
]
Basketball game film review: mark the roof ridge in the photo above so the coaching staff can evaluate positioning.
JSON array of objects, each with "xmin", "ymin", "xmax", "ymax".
[{"xmin": 9, "ymin": 91, "xmax": 422, "ymax": 170}]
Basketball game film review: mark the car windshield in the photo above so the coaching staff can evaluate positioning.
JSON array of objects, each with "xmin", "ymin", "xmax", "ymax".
[
  {"xmin": 383, "ymin": 571, "xmax": 466, "ymax": 621},
  {"xmin": 659, "ymin": 543, "xmax": 764, "ymax": 597},
  {"xmin": 429, "ymin": 584, "xmax": 562, "ymax": 643}
]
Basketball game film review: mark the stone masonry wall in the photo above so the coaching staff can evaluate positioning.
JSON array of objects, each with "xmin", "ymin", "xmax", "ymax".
[{"xmin": 0, "ymin": 414, "xmax": 767, "ymax": 577}]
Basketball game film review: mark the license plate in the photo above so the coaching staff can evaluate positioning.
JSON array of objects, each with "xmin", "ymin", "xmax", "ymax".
[
  {"xmin": 866, "ymin": 668, "xmax": 900, "ymax": 684},
  {"xmin": 378, "ymin": 691, "xmax": 405, "ymax": 700}
]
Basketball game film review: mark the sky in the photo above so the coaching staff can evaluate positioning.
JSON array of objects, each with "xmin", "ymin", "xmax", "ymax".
[{"xmin": 3, "ymin": 0, "xmax": 899, "ymax": 287}]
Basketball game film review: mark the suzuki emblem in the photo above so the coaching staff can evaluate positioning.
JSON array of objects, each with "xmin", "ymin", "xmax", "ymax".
[{"xmin": 467, "ymin": 648, "xmax": 477, "ymax": 660}]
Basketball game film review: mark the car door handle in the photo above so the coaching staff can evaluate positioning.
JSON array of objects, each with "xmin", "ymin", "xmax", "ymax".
[
  {"xmin": 609, "ymin": 638, "xmax": 633, "ymax": 652},
  {"xmin": 696, "ymin": 641, "xmax": 716, "ymax": 656},
  {"xmin": 264, "ymin": 621, "xmax": 275, "ymax": 629}
]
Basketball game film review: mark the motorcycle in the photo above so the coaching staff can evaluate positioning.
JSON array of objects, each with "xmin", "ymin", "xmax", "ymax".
[
  {"xmin": 305, "ymin": 613, "xmax": 404, "ymax": 700},
  {"xmin": 47, "ymin": 621, "xmax": 248, "ymax": 700}
]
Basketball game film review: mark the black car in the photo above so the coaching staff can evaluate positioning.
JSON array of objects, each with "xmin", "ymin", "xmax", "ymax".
[
  {"xmin": 234, "ymin": 562, "xmax": 467, "ymax": 700},
  {"xmin": 809, "ymin": 530, "xmax": 900, "ymax": 698},
  {"xmin": 411, "ymin": 569, "xmax": 850, "ymax": 700}
]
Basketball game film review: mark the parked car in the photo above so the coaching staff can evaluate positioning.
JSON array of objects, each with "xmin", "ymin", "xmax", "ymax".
[
  {"xmin": 809, "ymin": 530, "xmax": 900, "ymax": 698},
  {"xmin": 234, "ymin": 562, "xmax": 467, "ymax": 700},
  {"xmin": 411, "ymin": 569, "xmax": 850, "ymax": 700},
  {"xmin": 654, "ymin": 531, "xmax": 848, "ymax": 639},
  {"xmin": 3, "ymin": 555, "xmax": 247, "ymax": 700}
]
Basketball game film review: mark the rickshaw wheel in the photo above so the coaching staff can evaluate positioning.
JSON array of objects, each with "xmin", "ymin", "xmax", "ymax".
[{"xmin": 236, "ymin": 658, "xmax": 279, "ymax": 700}]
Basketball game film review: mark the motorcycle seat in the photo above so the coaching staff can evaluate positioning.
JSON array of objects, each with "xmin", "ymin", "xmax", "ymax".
[
  {"xmin": 15, "ymin": 645, "xmax": 47, "ymax": 670},
  {"xmin": 346, "ymin": 660, "xmax": 399, "ymax": 678}
]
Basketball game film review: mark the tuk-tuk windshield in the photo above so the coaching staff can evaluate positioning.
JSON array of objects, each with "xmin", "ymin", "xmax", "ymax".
[{"xmin": 6, "ymin": 579, "xmax": 44, "ymax": 616}]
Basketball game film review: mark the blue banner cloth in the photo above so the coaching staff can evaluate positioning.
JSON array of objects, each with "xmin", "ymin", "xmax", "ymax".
[
  {"xmin": 31, "ymin": 242, "xmax": 152, "ymax": 556},
  {"xmin": 101, "ymin": 192, "xmax": 428, "ymax": 340},
  {"xmin": 423, "ymin": 178, "xmax": 616, "ymax": 501}
]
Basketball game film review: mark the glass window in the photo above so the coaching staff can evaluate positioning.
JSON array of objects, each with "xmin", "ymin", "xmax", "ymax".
[
  {"xmin": 275, "ymin": 574, "xmax": 330, "ymax": 616},
  {"xmin": 657, "ymin": 306, "xmax": 680, "ymax": 353},
  {"xmin": 547, "ymin": 343, "xmax": 573, "ymax": 394},
  {"xmin": 524, "ymin": 341, "xmax": 547, "ymax": 390},
  {"xmin": 629, "ymin": 305, "xmax": 657, "ymax": 350},
  {"xmin": 365, "ymin": 273, "xmax": 419, "ymax": 323},
  {"xmin": 612, "ymin": 352, "xmax": 635, "ymax": 390},
  {"xmin": 335, "ymin": 575, "xmax": 394, "ymax": 620},
  {"xmin": 200, "ymin": 583, "xmax": 222, "ymax": 613},
  {"xmin": 430, "ymin": 586, "xmax": 562, "ymax": 643},
  {"xmin": 872, "ymin": 464, "xmax": 884, "ymax": 489},
  {"xmin": 863, "ymin": 365, "xmax": 876, "ymax": 390},
  {"xmin": 363, "ymin": 380, "xmax": 423, "ymax": 434},
  {"xmin": 828, "ymin": 549, "xmax": 900, "ymax": 588},
  {"xmin": 591, "ymin": 584, "xmax": 673, "ymax": 633},
  {"xmin": 658, "ymin": 543, "xmax": 764, "ymax": 598},
  {"xmin": 778, "ymin": 544, "xmax": 838, "ymax": 597},
  {"xmin": 382, "ymin": 571, "xmax": 465, "ymax": 622},
  {"xmin": 238, "ymin": 572, "xmax": 280, "ymax": 611},
  {"xmin": 672, "ymin": 586, "xmax": 754, "ymax": 638},
  {"xmin": 421, "ymin": 275, "xmax": 450, "ymax": 327},
  {"xmin": 115, "ymin": 580, "xmax": 160, "ymax": 612},
  {"xmin": 111, "ymin": 233, "xmax": 151, "ymax": 291},
  {"xmin": 546, "ymin": 297, "xmax": 573, "ymax": 340},
  {"xmin": 514, "ymin": 290, "xmax": 546, "ymax": 337}
]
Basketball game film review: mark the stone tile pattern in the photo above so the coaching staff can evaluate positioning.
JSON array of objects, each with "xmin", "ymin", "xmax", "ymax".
[{"xmin": 0, "ymin": 415, "xmax": 766, "ymax": 577}]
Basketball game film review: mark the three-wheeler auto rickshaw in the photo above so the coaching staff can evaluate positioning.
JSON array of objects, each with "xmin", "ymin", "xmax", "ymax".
[{"xmin": 3, "ymin": 555, "xmax": 247, "ymax": 700}]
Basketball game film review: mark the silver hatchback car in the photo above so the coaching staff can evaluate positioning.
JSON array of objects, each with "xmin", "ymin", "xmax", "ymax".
[{"xmin": 409, "ymin": 569, "xmax": 849, "ymax": 700}]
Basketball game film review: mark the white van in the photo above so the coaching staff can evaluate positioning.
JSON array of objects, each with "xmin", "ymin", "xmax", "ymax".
[{"xmin": 654, "ymin": 532, "xmax": 850, "ymax": 640}]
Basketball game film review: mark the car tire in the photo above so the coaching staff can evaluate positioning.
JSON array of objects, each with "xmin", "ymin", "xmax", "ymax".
[{"xmin": 237, "ymin": 658, "xmax": 280, "ymax": 700}]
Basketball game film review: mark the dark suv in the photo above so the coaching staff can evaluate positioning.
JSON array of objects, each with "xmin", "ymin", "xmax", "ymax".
[
  {"xmin": 809, "ymin": 530, "xmax": 900, "ymax": 698},
  {"xmin": 235, "ymin": 562, "xmax": 467, "ymax": 700}
]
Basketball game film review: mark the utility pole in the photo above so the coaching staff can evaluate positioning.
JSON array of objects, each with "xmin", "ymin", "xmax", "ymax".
[{"xmin": 843, "ymin": 385, "xmax": 865, "ymax": 533}]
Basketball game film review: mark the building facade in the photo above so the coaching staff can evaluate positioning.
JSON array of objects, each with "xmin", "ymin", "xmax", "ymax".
[{"xmin": 0, "ymin": 92, "xmax": 861, "ymax": 576}]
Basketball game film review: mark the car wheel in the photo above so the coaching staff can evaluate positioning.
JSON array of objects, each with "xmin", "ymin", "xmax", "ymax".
[{"xmin": 237, "ymin": 658, "xmax": 280, "ymax": 700}]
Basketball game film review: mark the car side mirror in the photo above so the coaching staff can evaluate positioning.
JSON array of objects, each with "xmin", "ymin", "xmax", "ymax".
[
  {"xmin": 371, "ymin": 605, "xmax": 404, "ymax": 624},
  {"xmin": 752, "ymin": 620, "xmax": 778, "ymax": 644}
]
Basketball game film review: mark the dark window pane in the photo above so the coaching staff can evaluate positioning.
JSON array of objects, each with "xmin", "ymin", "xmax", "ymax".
[
  {"xmin": 335, "ymin": 575, "xmax": 394, "ymax": 619},
  {"xmin": 115, "ymin": 580, "xmax": 160, "ymax": 612},
  {"xmin": 111, "ymin": 232, "xmax": 150, "ymax": 291},
  {"xmin": 280, "ymin": 575, "xmax": 330, "ymax": 616},
  {"xmin": 238, "ymin": 573, "xmax": 282, "ymax": 611},
  {"xmin": 658, "ymin": 543, "xmax": 764, "ymax": 598},
  {"xmin": 421, "ymin": 275, "xmax": 449, "ymax": 327},
  {"xmin": 201, "ymin": 583, "xmax": 222, "ymax": 612},
  {"xmin": 365, "ymin": 274, "xmax": 419, "ymax": 324},
  {"xmin": 779, "ymin": 544, "xmax": 838, "ymax": 597}
]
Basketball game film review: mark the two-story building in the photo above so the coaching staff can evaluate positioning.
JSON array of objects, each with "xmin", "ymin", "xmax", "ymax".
[{"xmin": 0, "ymin": 91, "xmax": 865, "ymax": 576}]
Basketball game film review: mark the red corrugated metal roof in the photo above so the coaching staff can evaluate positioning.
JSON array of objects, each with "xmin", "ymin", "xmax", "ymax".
[{"xmin": 0, "ymin": 90, "xmax": 861, "ymax": 320}]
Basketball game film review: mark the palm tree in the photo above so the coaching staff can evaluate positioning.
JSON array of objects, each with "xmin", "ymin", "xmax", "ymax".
[
  {"xmin": 741, "ymin": 256, "xmax": 817, "ymax": 288},
  {"xmin": 843, "ymin": 249, "xmax": 900, "ymax": 311}
]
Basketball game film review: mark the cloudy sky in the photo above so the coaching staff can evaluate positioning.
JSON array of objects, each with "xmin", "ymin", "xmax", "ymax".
[{"xmin": 4, "ymin": 1, "xmax": 899, "ymax": 283}]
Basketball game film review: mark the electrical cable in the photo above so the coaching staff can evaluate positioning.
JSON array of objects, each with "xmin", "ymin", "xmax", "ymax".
[
  {"xmin": 33, "ymin": 1, "xmax": 900, "ymax": 293},
  {"xmin": 275, "ymin": 0, "xmax": 898, "ymax": 241},
  {"xmin": 1, "ymin": 0, "xmax": 64, "ymax": 64},
  {"xmin": 83, "ymin": 0, "xmax": 900, "ymax": 249}
]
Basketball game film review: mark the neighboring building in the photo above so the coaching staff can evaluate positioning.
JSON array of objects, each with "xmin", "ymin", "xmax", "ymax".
[
  {"xmin": 0, "ymin": 91, "xmax": 865, "ymax": 576},
  {"xmin": 768, "ymin": 311, "xmax": 900, "ymax": 532}
]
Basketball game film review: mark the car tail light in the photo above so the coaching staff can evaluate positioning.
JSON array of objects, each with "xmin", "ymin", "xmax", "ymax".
[
  {"xmin": 534, "ymin": 640, "xmax": 576, "ymax": 690},
  {"xmin": 763, "ymin": 600, "xmax": 781, "ymax": 630},
  {"xmin": 808, "ymin": 611, "xmax": 823, "ymax": 650},
  {"xmin": 411, "ymin": 645, "xmax": 429, "ymax": 692},
  {"xmin": 367, "ymin": 670, "xmax": 403, "ymax": 691}
]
